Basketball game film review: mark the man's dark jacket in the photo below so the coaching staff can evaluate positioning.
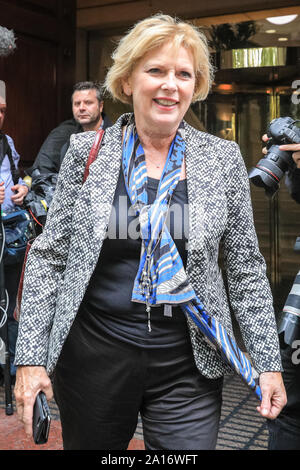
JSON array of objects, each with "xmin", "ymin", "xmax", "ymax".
[
  {"xmin": 25, "ymin": 113, "xmax": 112, "ymax": 223},
  {"xmin": 286, "ymin": 166, "xmax": 300, "ymax": 204},
  {"xmin": 33, "ymin": 113, "xmax": 112, "ymax": 174}
]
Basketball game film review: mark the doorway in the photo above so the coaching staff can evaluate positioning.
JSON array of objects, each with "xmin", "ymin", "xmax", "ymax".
[{"xmin": 191, "ymin": 84, "xmax": 300, "ymax": 315}]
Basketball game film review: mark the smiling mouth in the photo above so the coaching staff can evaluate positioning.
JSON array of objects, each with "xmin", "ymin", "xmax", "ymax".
[{"xmin": 153, "ymin": 99, "xmax": 178, "ymax": 107}]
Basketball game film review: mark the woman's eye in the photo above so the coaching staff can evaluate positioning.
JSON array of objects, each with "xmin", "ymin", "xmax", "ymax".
[
  {"xmin": 179, "ymin": 71, "xmax": 192, "ymax": 78},
  {"xmin": 148, "ymin": 68, "xmax": 161, "ymax": 74}
]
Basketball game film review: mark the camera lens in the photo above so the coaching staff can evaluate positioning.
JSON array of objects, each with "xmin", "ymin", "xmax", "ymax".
[
  {"xmin": 248, "ymin": 165, "xmax": 280, "ymax": 197},
  {"xmin": 249, "ymin": 146, "xmax": 291, "ymax": 197}
]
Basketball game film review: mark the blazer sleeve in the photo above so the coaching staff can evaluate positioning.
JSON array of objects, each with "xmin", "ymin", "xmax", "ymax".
[
  {"xmin": 222, "ymin": 141, "xmax": 282, "ymax": 374},
  {"xmin": 15, "ymin": 133, "xmax": 91, "ymax": 367}
]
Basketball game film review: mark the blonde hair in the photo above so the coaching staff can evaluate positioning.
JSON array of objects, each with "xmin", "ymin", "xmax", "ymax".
[{"xmin": 104, "ymin": 14, "xmax": 214, "ymax": 104}]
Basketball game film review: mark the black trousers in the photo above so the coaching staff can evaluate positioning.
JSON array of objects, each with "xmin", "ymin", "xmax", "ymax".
[
  {"xmin": 53, "ymin": 326, "xmax": 223, "ymax": 450},
  {"xmin": 0, "ymin": 262, "xmax": 22, "ymax": 376},
  {"xmin": 268, "ymin": 346, "xmax": 300, "ymax": 450}
]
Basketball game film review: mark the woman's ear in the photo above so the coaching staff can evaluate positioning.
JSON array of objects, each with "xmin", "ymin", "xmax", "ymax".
[{"xmin": 122, "ymin": 77, "xmax": 132, "ymax": 97}]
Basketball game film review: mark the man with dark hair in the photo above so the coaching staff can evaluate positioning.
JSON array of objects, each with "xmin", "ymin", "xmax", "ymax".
[
  {"xmin": 25, "ymin": 82, "xmax": 112, "ymax": 226},
  {"xmin": 32, "ymin": 81, "xmax": 112, "ymax": 174}
]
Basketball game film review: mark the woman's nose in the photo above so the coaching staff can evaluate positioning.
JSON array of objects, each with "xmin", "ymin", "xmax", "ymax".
[{"xmin": 161, "ymin": 73, "xmax": 178, "ymax": 92}]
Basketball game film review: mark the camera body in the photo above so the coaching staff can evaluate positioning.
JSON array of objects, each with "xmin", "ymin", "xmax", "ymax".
[
  {"xmin": 278, "ymin": 270, "xmax": 300, "ymax": 348},
  {"xmin": 249, "ymin": 117, "xmax": 300, "ymax": 197}
]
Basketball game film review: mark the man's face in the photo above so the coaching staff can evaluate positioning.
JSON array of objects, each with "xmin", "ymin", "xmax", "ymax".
[
  {"xmin": 0, "ymin": 104, "xmax": 6, "ymax": 130},
  {"xmin": 72, "ymin": 89, "xmax": 103, "ymax": 129}
]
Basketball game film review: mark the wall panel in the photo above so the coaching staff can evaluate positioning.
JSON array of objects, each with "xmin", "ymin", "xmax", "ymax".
[{"xmin": 0, "ymin": 0, "xmax": 76, "ymax": 169}]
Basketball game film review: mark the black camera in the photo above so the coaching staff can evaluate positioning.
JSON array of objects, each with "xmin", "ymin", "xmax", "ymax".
[
  {"xmin": 278, "ymin": 270, "xmax": 300, "ymax": 348},
  {"xmin": 248, "ymin": 117, "xmax": 300, "ymax": 197}
]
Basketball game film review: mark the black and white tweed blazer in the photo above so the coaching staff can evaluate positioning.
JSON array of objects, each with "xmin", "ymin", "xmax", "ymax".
[{"xmin": 15, "ymin": 113, "xmax": 282, "ymax": 377}]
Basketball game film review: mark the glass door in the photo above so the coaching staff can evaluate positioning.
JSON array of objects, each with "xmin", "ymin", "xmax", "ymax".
[
  {"xmin": 276, "ymin": 88, "xmax": 300, "ymax": 310},
  {"xmin": 191, "ymin": 85, "xmax": 300, "ymax": 315}
]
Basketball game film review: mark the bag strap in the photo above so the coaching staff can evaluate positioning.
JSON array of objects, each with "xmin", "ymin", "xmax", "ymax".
[
  {"xmin": 27, "ymin": 129, "xmax": 105, "ymax": 231},
  {"xmin": 83, "ymin": 129, "xmax": 105, "ymax": 183}
]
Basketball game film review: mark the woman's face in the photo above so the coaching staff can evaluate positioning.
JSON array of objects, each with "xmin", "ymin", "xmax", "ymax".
[{"xmin": 122, "ymin": 41, "xmax": 196, "ymax": 137}]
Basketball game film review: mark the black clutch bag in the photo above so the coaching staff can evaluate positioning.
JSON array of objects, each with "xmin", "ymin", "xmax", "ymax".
[{"xmin": 33, "ymin": 392, "xmax": 51, "ymax": 445}]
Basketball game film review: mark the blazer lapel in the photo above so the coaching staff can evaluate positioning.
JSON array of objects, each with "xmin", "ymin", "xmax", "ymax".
[{"xmin": 85, "ymin": 118, "xmax": 211, "ymax": 280}]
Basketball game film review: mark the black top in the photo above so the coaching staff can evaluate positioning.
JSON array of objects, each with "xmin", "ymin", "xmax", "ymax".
[
  {"xmin": 33, "ymin": 118, "xmax": 82, "ymax": 174},
  {"xmin": 286, "ymin": 166, "xmax": 300, "ymax": 204},
  {"xmin": 77, "ymin": 168, "xmax": 190, "ymax": 348}
]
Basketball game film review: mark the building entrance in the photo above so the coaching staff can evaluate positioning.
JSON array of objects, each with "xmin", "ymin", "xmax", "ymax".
[{"xmin": 191, "ymin": 82, "xmax": 300, "ymax": 315}]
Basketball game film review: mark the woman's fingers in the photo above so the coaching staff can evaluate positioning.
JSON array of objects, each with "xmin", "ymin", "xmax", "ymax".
[
  {"xmin": 257, "ymin": 372, "xmax": 287, "ymax": 420},
  {"xmin": 16, "ymin": 400, "xmax": 24, "ymax": 422},
  {"xmin": 22, "ymin": 398, "xmax": 36, "ymax": 437},
  {"xmin": 14, "ymin": 366, "xmax": 52, "ymax": 440}
]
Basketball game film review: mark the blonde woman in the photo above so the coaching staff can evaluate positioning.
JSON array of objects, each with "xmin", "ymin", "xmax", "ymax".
[{"xmin": 15, "ymin": 15, "xmax": 286, "ymax": 450}]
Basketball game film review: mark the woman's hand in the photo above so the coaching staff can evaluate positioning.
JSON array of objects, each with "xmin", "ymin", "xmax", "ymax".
[
  {"xmin": 257, "ymin": 371, "xmax": 287, "ymax": 419},
  {"xmin": 14, "ymin": 366, "xmax": 53, "ymax": 439},
  {"xmin": 0, "ymin": 181, "xmax": 5, "ymax": 204},
  {"xmin": 11, "ymin": 184, "xmax": 29, "ymax": 205},
  {"xmin": 262, "ymin": 134, "xmax": 300, "ymax": 168}
]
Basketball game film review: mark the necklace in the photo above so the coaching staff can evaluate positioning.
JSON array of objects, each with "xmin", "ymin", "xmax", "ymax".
[{"xmin": 145, "ymin": 155, "xmax": 165, "ymax": 168}]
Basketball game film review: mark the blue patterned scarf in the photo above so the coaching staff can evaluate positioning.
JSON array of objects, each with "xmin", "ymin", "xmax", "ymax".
[{"xmin": 122, "ymin": 119, "xmax": 262, "ymax": 400}]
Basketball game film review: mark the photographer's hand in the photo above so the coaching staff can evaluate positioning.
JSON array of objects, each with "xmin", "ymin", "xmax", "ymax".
[
  {"xmin": 11, "ymin": 183, "xmax": 29, "ymax": 205},
  {"xmin": 0, "ymin": 181, "xmax": 5, "ymax": 204},
  {"xmin": 279, "ymin": 143, "xmax": 300, "ymax": 168},
  {"xmin": 262, "ymin": 134, "xmax": 300, "ymax": 168},
  {"xmin": 262, "ymin": 134, "xmax": 268, "ymax": 154},
  {"xmin": 257, "ymin": 371, "xmax": 287, "ymax": 419}
]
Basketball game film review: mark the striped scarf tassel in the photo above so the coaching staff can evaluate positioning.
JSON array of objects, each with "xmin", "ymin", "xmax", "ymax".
[{"xmin": 184, "ymin": 300, "xmax": 262, "ymax": 400}]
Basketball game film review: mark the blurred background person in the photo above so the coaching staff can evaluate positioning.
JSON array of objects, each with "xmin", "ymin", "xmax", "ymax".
[
  {"xmin": 25, "ymin": 81, "xmax": 112, "ymax": 229},
  {"xmin": 32, "ymin": 81, "xmax": 112, "ymax": 175},
  {"xmin": 261, "ymin": 135, "xmax": 300, "ymax": 450},
  {"xmin": 0, "ymin": 80, "xmax": 29, "ymax": 385}
]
